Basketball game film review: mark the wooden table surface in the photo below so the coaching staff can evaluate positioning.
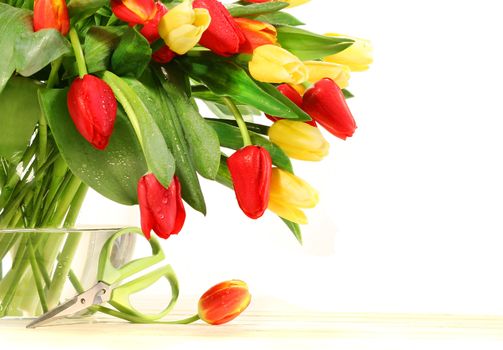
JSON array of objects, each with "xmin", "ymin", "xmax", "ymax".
[{"xmin": 2, "ymin": 310, "xmax": 503, "ymax": 350}]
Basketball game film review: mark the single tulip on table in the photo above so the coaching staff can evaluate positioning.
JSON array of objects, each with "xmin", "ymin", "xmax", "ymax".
[{"xmin": 198, "ymin": 280, "xmax": 251, "ymax": 325}]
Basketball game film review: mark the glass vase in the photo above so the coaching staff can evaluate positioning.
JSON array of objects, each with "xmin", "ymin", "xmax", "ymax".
[{"xmin": 0, "ymin": 228, "xmax": 136, "ymax": 318}]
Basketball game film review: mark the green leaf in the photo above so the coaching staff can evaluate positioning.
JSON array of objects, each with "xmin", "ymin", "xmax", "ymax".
[
  {"xmin": 111, "ymin": 27, "xmax": 151, "ymax": 78},
  {"xmin": 128, "ymin": 69, "xmax": 208, "ymax": 214},
  {"xmin": 40, "ymin": 88, "xmax": 147, "ymax": 205},
  {"xmin": 281, "ymin": 218, "xmax": 302, "ymax": 244},
  {"xmin": 207, "ymin": 120, "xmax": 293, "ymax": 174},
  {"xmin": 102, "ymin": 71, "xmax": 176, "ymax": 188},
  {"xmin": 204, "ymin": 118, "xmax": 269, "ymax": 136},
  {"xmin": 276, "ymin": 26, "xmax": 354, "ymax": 61},
  {"xmin": 0, "ymin": 77, "xmax": 41, "ymax": 158},
  {"xmin": 15, "ymin": 29, "xmax": 71, "ymax": 77},
  {"xmin": 0, "ymin": 3, "xmax": 32, "ymax": 93},
  {"xmin": 254, "ymin": 12, "xmax": 304, "ymax": 26},
  {"xmin": 342, "ymin": 89, "xmax": 354, "ymax": 99},
  {"xmin": 156, "ymin": 65, "xmax": 221, "ymax": 180},
  {"xmin": 177, "ymin": 54, "xmax": 311, "ymax": 121},
  {"xmin": 204, "ymin": 100, "xmax": 261, "ymax": 120},
  {"xmin": 84, "ymin": 26, "xmax": 127, "ymax": 74},
  {"xmin": 68, "ymin": 0, "xmax": 108, "ymax": 18},
  {"xmin": 227, "ymin": 2, "xmax": 288, "ymax": 17}
]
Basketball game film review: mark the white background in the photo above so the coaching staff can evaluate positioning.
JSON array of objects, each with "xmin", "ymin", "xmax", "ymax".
[{"xmin": 77, "ymin": 0, "xmax": 503, "ymax": 315}]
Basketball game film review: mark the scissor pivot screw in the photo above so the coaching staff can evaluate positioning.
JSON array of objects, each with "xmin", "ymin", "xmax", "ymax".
[{"xmin": 80, "ymin": 298, "xmax": 86, "ymax": 304}]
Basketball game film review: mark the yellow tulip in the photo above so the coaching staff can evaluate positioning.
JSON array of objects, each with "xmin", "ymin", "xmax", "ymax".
[
  {"xmin": 324, "ymin": 33, "xmax": 373, "ymax": 72},
  {"xmin": 288, "ymin": 83, "xmax": 306, "ymax": 96},
  {"xmin": 269, "ymin": 120, "xmax": 329, "ymax": 161},
  {"xmin": 158, "ymin": 0, "xmax": 211, "ymax": 55},
  {"xmin": 249, "ymin": 45, "xmax": 308, "ymax": 85},
  {"xmin": 304, "ymin": 60, "xmax": 350, "ymax": 88},
  {"xmin": 268, "ymin": 168, "xmax": 319, "ymax": 224}
]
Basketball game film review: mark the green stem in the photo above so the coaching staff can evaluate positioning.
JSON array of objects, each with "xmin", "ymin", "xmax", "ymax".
[
  {"xmin": 95, "ymin": 305, "xmax": 201, "ymax": 325},
  {"xmin": 68, "ymin": 269, "xmax": 84, "ymax": 293},
  {"xmin": 45, "ymin": 183, "xmax": 88, "ymax": 309},
  {"xmin": 69, "ymin": 28, "xmax": 88, "ymax": 78},
  {"xmin": 41, "ymin": 175, "xmax": 81, "ymax": 227},
  {"xmin": 37, "ymin": 58, "xmax": 61, "ymax": 169},
  {"xmin": 35, "ymin": 250, "xmax": 52, "ymax": 288},
  {"xmin": 27, "ymin": 241, "xmax": 48, "ymax": 313},
  {"xmin": 222, "ymin": 97, "xmax": 252, "ymax": 147}
]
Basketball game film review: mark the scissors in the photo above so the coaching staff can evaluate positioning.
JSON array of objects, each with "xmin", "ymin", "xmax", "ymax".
[{"xmin": 27, "ymin": 227, "xmax": 179, "ymax": 328}]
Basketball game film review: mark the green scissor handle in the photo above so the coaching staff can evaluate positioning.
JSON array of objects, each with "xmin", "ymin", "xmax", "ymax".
[
  {"xmin": 97, "ymin": 227, "xmax": 164, "ymax": 285},
  {"xmin": 108, "ymin": 264, "xmax": 179, "ymax": 321}
]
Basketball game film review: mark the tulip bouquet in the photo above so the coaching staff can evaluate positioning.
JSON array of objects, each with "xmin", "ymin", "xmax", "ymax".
[{"xmin": 0, "ymin": 0, "xmax": 371, "ymax": 324}]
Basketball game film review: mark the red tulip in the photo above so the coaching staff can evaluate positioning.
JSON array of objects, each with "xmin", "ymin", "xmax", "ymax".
[
  {"xmin": 67, "ymin": 75, "xmax": 117, "ymax": 150},
  {"xmin": 198, "ymin": 280, "xmax": 251, "ymax": 325},
  {"xmin": 33, "ymin": 0, "xmax": 70, "ymax": 35},
  {"xmin": 137, "ymin": 174, "xmax": 186, "ymax": 240},
  {"xmin": 302, "ymin": 78, "xmax": 357, "ymax": 140},
  {"xmin": 234, "ymin": 18, "xmax": 277, "ymax": 54},
  {"xmin": 137, "ymin": 2, "xmax": 176, "ymax": 64},
  {"xmin": 192, "ymin": 0, "xmax": 246, "ymax": 56},
  {"xmin": 227, "ymin": 146, "xmax": 271, "ymax": 219},
  {"xmin": 140, "ymin": 1, "xmax": 167, "ymax": 42},
  {"xmin": 265, "ymin": 84, "xmax": 317, "ymax": 127},
  {"xmin": 152, "ymin": 46, "xmax": 176, "ymax": 64},
  {"xmin": 111, "ymin": 0, "xmax": 156, "ymax": 25}
]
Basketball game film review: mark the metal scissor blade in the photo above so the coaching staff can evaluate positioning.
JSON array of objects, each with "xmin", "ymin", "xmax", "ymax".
[{"xmin": 26, "ymin": 281, "xmax": 112, "ymax": 329}]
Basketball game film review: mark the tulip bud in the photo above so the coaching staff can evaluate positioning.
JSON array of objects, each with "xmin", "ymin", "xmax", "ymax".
[
  {"xmin": 111, "ymin": 0, "xmax": 157, "ymax": 25},
  {"xmin": 302, "ymin": 78, "xmax": 357, "ymax": 140},
  {"xmin": 140, "ymin": 1, "xmax": 168, "ymax": 43},
  {"xmin": 193, "ymin": 0, "xmax": 246, "ymax": 56},
  {"xmin": 137, "ymin": 174, "xmax": 186, "ymax": 240},
  {"xmin": 324, "ymin": 33, "xmax": 373, "ymax": 72},
  {"xmin": 198, "ymin": 280, "xmax": 251, "ymax": 325},
  {"xmin": 264, "ymin": 84, "xmax": 316, "ymax": 127},
  {"xmin": 152, "ymin": 46, "xmax": 177, "ymax": 64},
  {"xmin": 227, "ymin": 146, "xmax": 272, "ymax": 219},
  {"xmin": 158, "ymin": 0, "xmax": 211, "ymax": 55},
  {"xmin": 304, "ymin": 61, "xmax": 350, "ymax": 89},
  {"xmin": 249, "ymin": 45, "xmax": 307, "ymax": 84},
  {"xmin": 67, "ymin": 75, "xmax": 117, "ymax": 150},
  {"xmin": 268, "ymin": 168, "xmax": 319, "ymax": 225},
  {"xmin": 234, "ymin": 18, "xmax": 277, "ymax": 54},
  {"xmin": 136, "ymin": 1, "xmax": 176, "ymax": 63},
  {"xmin": 269, "ymin": 120, "xmax": 329, "ymax": 161},
  {"xmin": 33, "ymin": 0, "xmax": 70, "ymax": 35},
  {"xmin": 243, "ymin": 0, "xmax": 310, "ymax": 7}
]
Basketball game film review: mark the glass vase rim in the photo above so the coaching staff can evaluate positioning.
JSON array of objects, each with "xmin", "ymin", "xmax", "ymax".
[{"xmin": 0, "ymin": 226, "xmax": 126, "ymax": 234}]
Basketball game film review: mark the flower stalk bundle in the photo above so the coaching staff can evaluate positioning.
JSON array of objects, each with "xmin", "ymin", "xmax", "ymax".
[{"xmin": 0, "ymin": 0, "xmax": 372, "ymax": 324}]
